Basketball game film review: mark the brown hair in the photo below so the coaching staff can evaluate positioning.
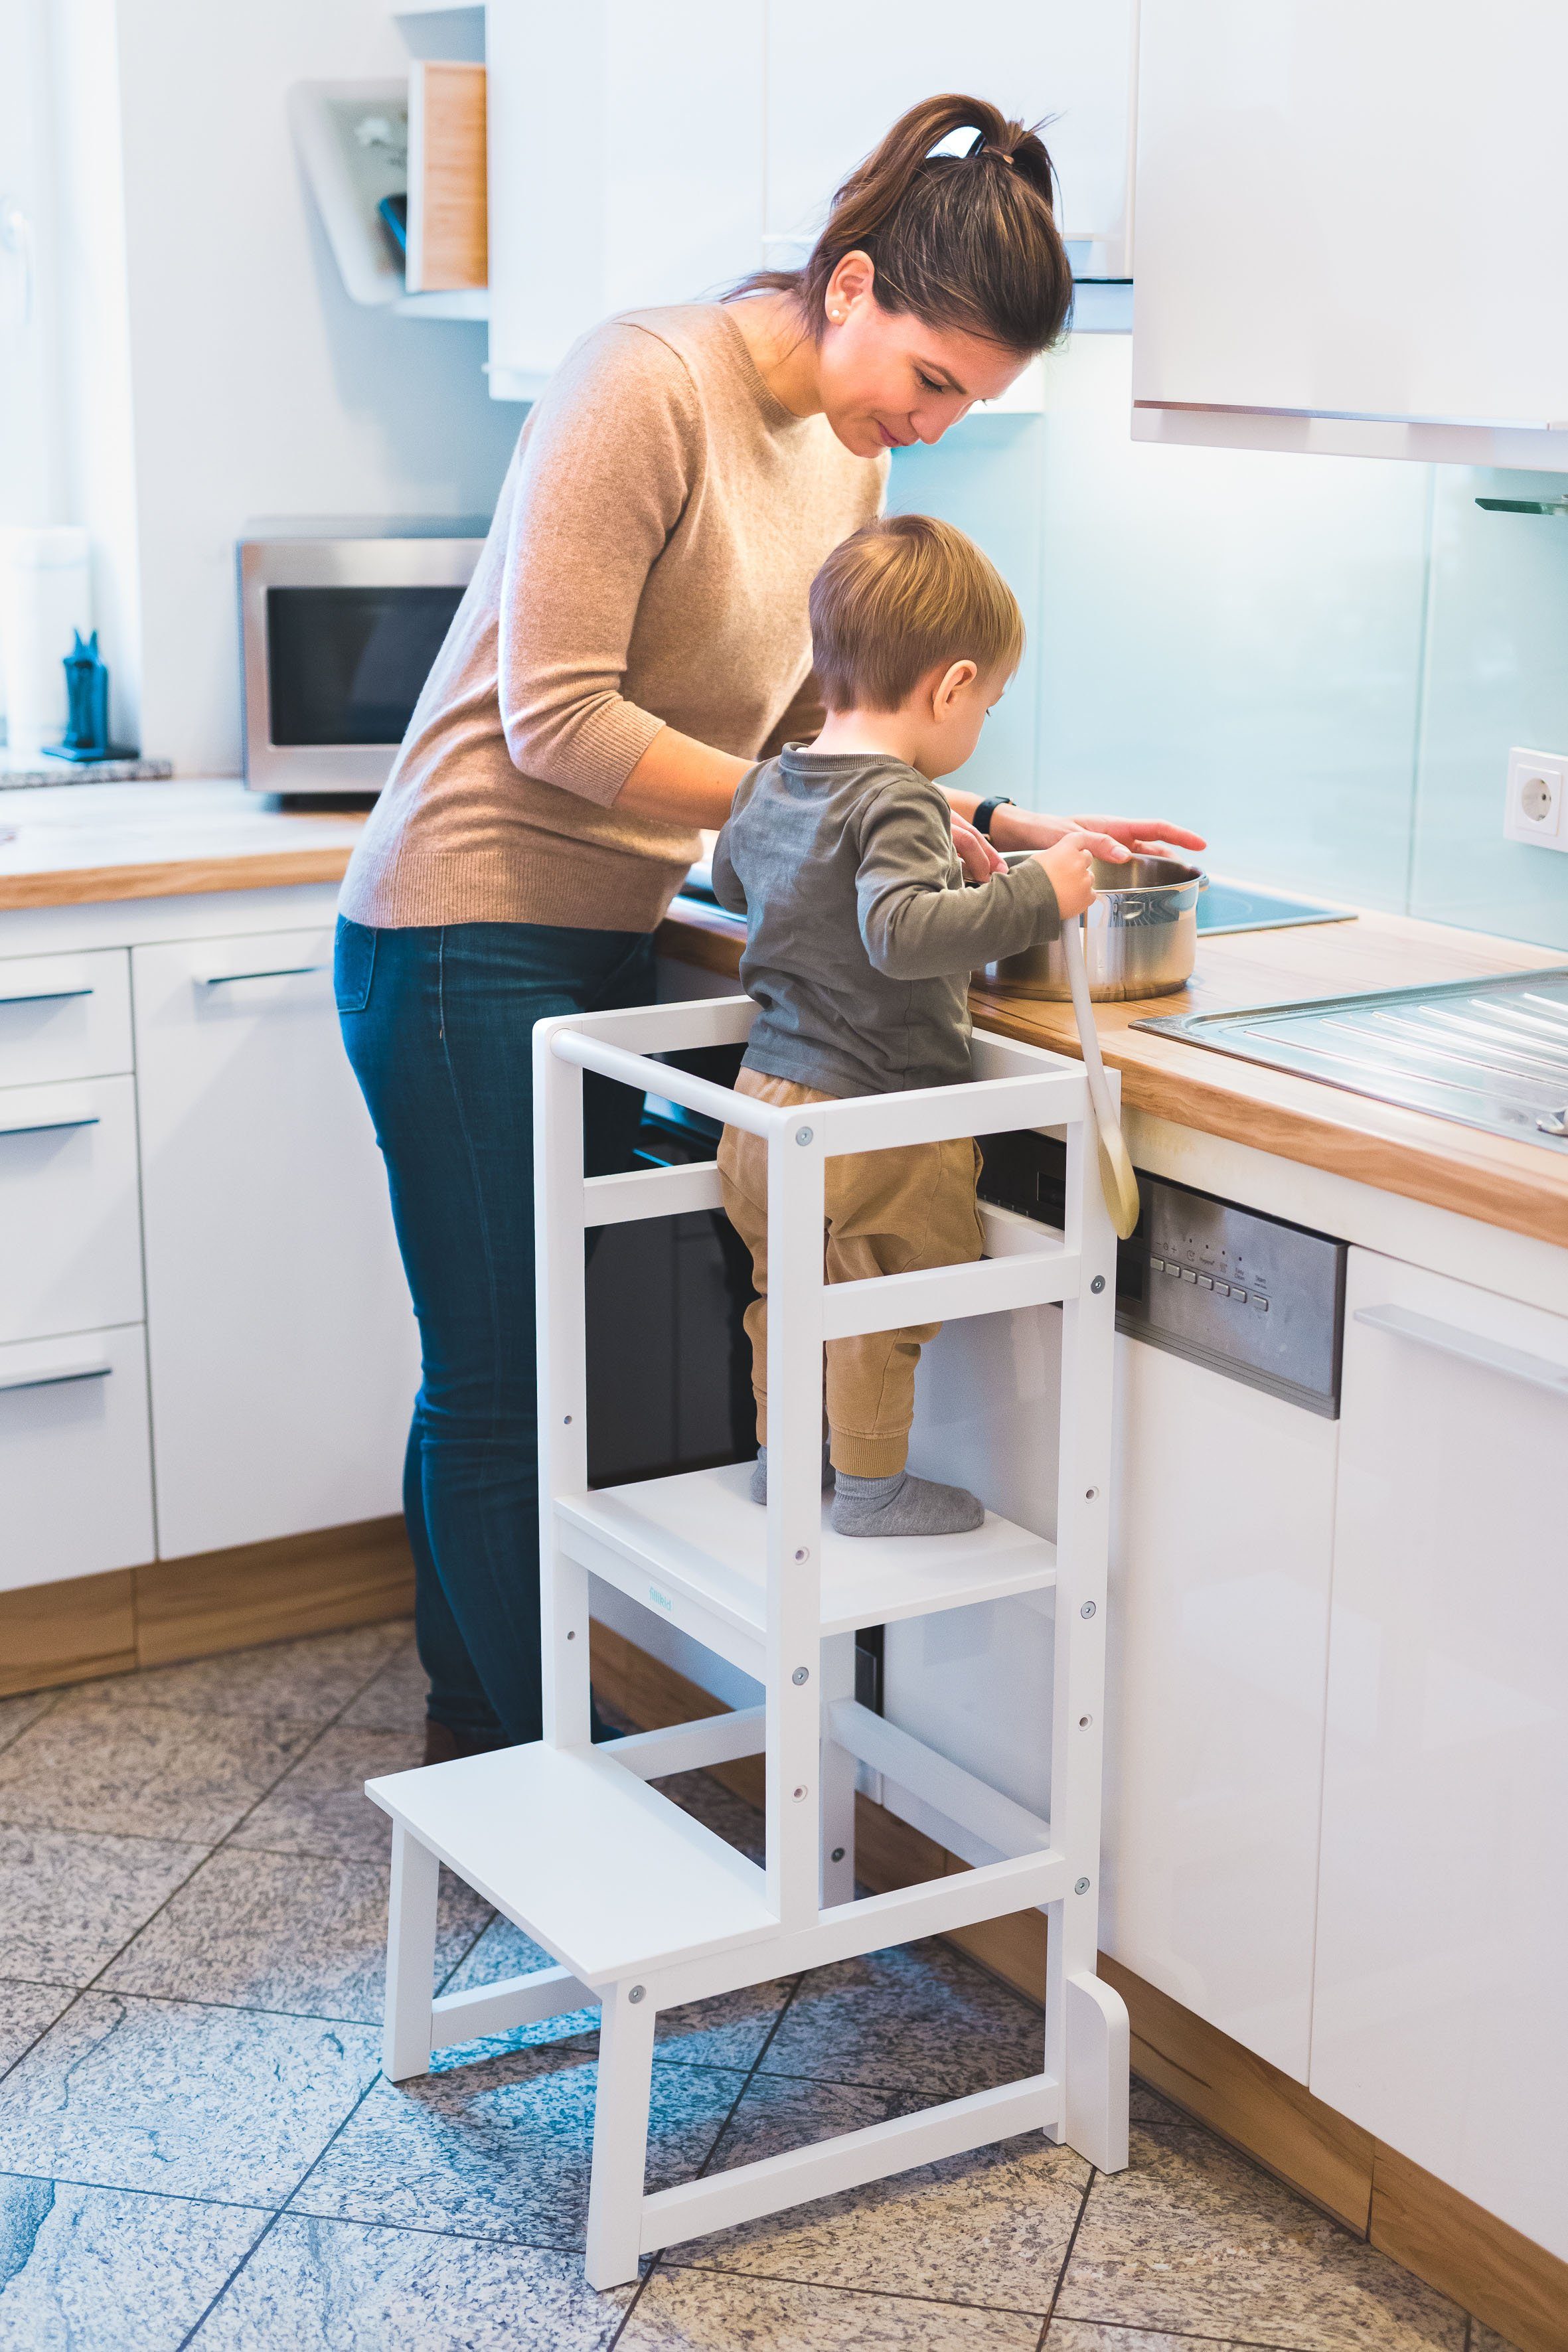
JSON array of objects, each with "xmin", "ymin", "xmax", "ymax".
[
  {"xmin": 809, "ymin": 513, "xmax": 1024, "ymax": 712},
  {"xmin": 733, "ymin": 93, "xmax": 1072, "ymax": 354}
]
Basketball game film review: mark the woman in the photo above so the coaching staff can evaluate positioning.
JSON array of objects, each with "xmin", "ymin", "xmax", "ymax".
[{"xmin": 337, "ymin": 92, "xmax": 1204, "ymax": 1764}]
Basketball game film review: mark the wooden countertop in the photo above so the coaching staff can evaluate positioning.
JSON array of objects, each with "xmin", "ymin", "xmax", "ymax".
[
  {"xmin": 4, "ymin": 785, "xmax": 1563, "ymax": 1245},
  {"xmin": 0, "ymin": 781, "xmax": 365, "ymax": 910},
  {"xmin": 657, "ymin": 897, "xmax": 1568, "ymax": 1250}
]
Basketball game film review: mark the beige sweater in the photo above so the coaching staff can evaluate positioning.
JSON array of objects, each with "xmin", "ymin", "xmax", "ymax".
[{"xmin": 339, "ymin": 304, "xmax": 886, "ymax": 933}]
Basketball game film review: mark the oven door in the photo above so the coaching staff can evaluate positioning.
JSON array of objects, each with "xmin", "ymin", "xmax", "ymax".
[{"xmin": 239, "ymin": 536, "xmax": 481, "ymax": 793}]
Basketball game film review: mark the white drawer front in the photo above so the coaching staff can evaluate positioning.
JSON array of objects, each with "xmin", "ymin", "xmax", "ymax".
[
  {"xmin": 0, "ymin": 949, "xmax": 133, "ymax": 1087},
  {"xmin": 0, "ymin": 1325, "xmax": 155, "ymax": 1591},
  {"xmin": 0, "ymin": 1076, "xmax": 145, "ymax": 1344}
]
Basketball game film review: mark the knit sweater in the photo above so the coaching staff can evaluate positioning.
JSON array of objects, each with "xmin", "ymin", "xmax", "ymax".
[{"xmin": 339, "ymin": 303, "xmax": 886, "ymax": 933}]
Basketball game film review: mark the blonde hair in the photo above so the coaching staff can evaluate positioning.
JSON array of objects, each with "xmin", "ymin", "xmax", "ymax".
[{"xmin": 809, "ymin": 513, "xmax": 1024, "ymax": 712}]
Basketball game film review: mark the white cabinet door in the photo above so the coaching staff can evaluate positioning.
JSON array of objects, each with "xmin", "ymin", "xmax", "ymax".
[
  {"xmin": 132, "ymin": 929, "xmax": 420, "ymax": 1561},
  {"xmin": 0, "ymin": 1077, "xmax": 144, "ymax": 1346},
  {"xmin": 487, "ymin": 0, "xmax": 765, "ymax": 398},
  {"xmin": 766, "ymin": 0, "xmax": 1137, "ymax": 279},
  {"xmin": 1133, "ymin": 0, "xmax": 1568, "ymax": 467},
  {"xmin": 1103, "ymin": 1337, "xmax": 1338, "ymax": 2082},
  {"xmin": 0, "ymin": 949, "xmax": 133, "ymax": 1089},
  {"xmin": 0, "ymin": 1326, "xmax": 155, "ymax": 1593},
  {"xmin": 1313, "ymin": 1250, "xmax": 1568, "ymax": 2259},
  {"xmin": 898, "ymin": 1300, "xmax": 1337, "ymax": 2082}
]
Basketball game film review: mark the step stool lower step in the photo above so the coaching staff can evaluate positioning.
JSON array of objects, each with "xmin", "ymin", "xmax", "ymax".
[{"xmin": 366, "ymin": 1741, "xmax": 775, "ymax": 1987}]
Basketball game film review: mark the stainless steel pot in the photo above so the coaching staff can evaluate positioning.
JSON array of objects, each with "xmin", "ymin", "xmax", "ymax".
[{"xmin": 982, "ymin": 854, "xmax": 1207, "ymax": 1002}]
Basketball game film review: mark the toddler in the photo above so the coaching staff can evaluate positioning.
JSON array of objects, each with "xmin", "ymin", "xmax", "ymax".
[{"xmin": 713, "ymin": 512, "xmax": 1096, "ymax": 1539}]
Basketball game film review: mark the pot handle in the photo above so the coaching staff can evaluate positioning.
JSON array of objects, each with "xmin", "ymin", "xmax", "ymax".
[{"xmin": 1061, "ymin": 915, "xmax": 1141, "ymax": 1242}]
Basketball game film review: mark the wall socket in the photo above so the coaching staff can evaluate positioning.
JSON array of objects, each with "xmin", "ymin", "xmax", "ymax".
[{"xmin": 1503, "ymin": 747, "xmax": 1567, "ymax": 848}]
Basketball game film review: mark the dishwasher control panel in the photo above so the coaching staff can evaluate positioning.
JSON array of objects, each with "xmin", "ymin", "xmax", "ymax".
[{"xmin": 977, "ymin": 1133, "xmax": 1346, "ymax": 1416}]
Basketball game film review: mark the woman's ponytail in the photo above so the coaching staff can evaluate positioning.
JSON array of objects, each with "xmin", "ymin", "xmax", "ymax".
[{"xmin": 733, "ymin": 94, "xmax": 1072, "ymax": 356}]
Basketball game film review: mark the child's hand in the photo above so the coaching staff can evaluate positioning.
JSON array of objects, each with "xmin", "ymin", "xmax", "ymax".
[
  {"xmin": 1039, "ymin": 831, "xmax": 1098, "ymax": 919},
  {"xmin": 951, "ymin": 815, "xmax": 1005, "ymax": 883}
]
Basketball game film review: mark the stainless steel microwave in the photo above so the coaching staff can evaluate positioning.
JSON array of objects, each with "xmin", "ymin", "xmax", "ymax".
[{"xmin": 239, "ymin": 530, "xmax": 484, "ymax": 794}]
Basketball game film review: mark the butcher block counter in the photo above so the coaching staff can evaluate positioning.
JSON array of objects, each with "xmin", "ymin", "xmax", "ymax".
[
  {"xmin": 659, "ymin": 894, "xmax": 1568, "ymax": 1253},
  {"xmin": 0, "ymin": 781, "xmax": 366, "ymax": 909},
  {"xmin": 1, "ymin": 781, "xmax": 1563, "ymax": 1248}
]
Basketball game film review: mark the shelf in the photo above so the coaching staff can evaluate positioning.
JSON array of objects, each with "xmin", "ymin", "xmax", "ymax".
[
  {"xmin": 558, "ymin": 1462, "xmax": 1057, "ymax": 1674},
  {"xmin": 368, "ymin": 1739, "xmax": 775, "ymax": 1986}
]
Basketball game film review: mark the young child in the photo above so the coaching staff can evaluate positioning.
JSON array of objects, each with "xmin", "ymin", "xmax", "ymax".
[{"xmin": 712, "ymin": 512, "xmax": 1096, "ymax": 1539}]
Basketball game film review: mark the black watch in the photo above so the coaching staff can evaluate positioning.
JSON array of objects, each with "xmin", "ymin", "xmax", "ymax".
[{"xmin": 972, "ymin": 796, "xmax": 1014, "ymax": 839}]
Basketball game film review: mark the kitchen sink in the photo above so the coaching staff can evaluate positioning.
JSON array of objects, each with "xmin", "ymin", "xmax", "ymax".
[{"xmin": 1135, "ymin": 967, "xmax": 1568, "ymax": 1152}]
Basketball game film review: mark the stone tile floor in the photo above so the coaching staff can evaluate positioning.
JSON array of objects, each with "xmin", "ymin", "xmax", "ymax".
[{"xmin": 0, "ymin": 1622, "xmax": 1523, "ymax": 2351}]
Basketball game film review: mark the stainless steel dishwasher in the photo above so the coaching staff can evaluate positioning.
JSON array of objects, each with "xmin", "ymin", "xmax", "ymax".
[{"xmin": 888, "ymin": 1138, "xmax": 1347, "ymax": 2083}]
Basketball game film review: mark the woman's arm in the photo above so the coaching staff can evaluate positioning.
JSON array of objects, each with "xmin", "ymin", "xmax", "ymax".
[
  {"xmin": 615, "ymin": 727, "xmax": 751, "ymax": 828},
  {"xmin": 945, "ymin": 787, "xmax": 1207, "ymax": 864}
]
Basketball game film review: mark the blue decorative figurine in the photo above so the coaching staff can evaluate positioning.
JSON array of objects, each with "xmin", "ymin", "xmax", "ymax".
[{"xmin": 45, "ymin": 630, "xmax": 136, "ymax": 763}]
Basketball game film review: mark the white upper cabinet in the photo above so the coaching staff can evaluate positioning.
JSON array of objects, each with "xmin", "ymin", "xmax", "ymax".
[
  {"xmin": 487, "ymin": 0, "xmax": 765, "ymax": 400},
  {"xmin": 485, "ymin": 1, "xmax": 1137, "ymax": 402},
  {"xmin": 1133, "ymin": 0, "xmax": 1568, "ymax": 467},
  {"xmin": 764, "ymin": 0, "xmax": 1137, "ymax": 281}
]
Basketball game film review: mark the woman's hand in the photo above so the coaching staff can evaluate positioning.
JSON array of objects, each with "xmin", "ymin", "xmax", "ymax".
[
  {"xmin": 991, "ymin": 807, "xmax": 1208, "ymax": 864},
  {"xmin": 1038, "ymin": 830, "xmax": 1099, "ymax": 919}
]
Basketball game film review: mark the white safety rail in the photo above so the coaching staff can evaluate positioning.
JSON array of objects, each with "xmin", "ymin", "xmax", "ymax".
[{"xmin": 368, "ymin": 993, "xmax": 1130, "ymax": 2286}]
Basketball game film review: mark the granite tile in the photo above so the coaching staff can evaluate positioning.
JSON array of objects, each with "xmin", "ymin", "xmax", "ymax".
[
  {"xmin": 1044, "ymin": 2329, "xmax": 1241, "ymax": 2352},
  {"xmin": 293, "ymin": 2038, "xmax": 744, "ymax": 2250},
  {"xmin": 71, "ymin": 1622, "xmax": 410, "ymax": 1726},
  {"xmin": 227, "ymin": 1727, "xmax": 424, "ymax": 1862},
  {"xmin": 0, "ymin": 2173, "xmax": 265, "ymax": 2350},
  {"xmin": 0, "ymin": 1691, "xmax": 56, "ymax": 1753},
  {"xmin": 1129, "ymin": 2078, "xmax": 1200, "ymax": 2128},
  {"xmin": 0, "ymin": 1992, "xmax": 380, "ymax": 2205},
  {"xmin": 101, "ymin": 1847, "xmax": 490, "ymax": 2023},
  {"xmin": 190, "ymin": 2214, "xmax": 633, "ymax": 2349},
  {"xmin": 621, "ymin": 2266, "xmax": 1044, "ymax": 2347},
  {"xmin": 759, "ymin": 1938, "xmax": 1042, "ymax": 2098},
  {"xmin": 0, "ymin": 1826, "xmax": 204, "ymax": 1987},
  {"xmin": 337, "ymin": 1642, "xmax": 428, "ymax": 1733},
  {"xmin": 0, "ymin": 1980, "xmax": 74, "ymax": 2075},
  {"xmin": 706, "ymin": 2069, "xmax": 915, "ymax": 2173},
  {"xmin": 437, "ymin": 1914, "xmax": 791, "ymax": 2072},
  {"xmin": 692, "ymin": 2079, "xmax": 1087, "ymax": 2312},
  {"xmin": 654, "ymin": 1768, "xmax": 767, "ymax": 1867},
  {"xmin": 0, "ymin": 1700, "xmax": 312, "ymax": 1842},
  {"xmin": 1468, "ymin": 2329, "xmax": 1526, "ymax": 2352},
  {"xmin": 1058, "ymin": 2126, "xmax": 1467, "ymax": 2352}
]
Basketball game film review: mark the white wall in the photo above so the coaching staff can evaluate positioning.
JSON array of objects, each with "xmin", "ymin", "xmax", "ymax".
[{"xmin": 50, "ymin": 0, "xmax": 519, "ymax": 774}]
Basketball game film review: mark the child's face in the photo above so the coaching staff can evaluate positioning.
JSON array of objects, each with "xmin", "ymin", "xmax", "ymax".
[{"xmin": 905, "ymin": 661, "xmax": 1012, "ymax": 779}]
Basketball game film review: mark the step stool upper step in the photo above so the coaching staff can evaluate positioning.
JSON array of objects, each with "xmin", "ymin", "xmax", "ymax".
[
  {"xmin": 558, "ymin": 1462, "xmax": 1057, "ymax": 1668},
  {"xmin": 366, "ymin": 1742, "xmax": 777, "ymax": 1987}
]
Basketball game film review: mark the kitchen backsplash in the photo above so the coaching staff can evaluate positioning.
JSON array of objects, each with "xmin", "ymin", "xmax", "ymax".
[{"xmin": 891, "ymin": 332, "xmax": 1568, "ymax": 952}]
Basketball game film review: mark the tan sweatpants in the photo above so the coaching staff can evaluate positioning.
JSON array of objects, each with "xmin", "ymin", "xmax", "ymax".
[{"xmin": 716, "ymin": 1068, "xmax": 984, "ymax": 1478}]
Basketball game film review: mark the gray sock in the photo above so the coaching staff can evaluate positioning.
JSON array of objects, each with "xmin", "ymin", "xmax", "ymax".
[
  {"xmin": 749, "ymin": 1443, "xmax": 834, "ymax": 1506},
  {"xmin": 830, "ymin": 1468, "xmax": 986, "ymax": 1538}
]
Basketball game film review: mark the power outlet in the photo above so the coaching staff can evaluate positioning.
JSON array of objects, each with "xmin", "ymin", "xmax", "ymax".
[{"xmin": 1503, "ymin": 747, "xmax": 1568, "ymax": 848}]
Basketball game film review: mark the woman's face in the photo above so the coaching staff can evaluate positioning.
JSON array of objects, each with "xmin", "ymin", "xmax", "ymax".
[{"xmin": 815, "ymin": 252, "xmax": 1032, "ymax": 458}]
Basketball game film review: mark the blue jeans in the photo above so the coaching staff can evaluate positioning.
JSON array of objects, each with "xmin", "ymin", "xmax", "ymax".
[{"xmin": 335, "ymin": 916, "xmax": 656, "ymax": 1745}]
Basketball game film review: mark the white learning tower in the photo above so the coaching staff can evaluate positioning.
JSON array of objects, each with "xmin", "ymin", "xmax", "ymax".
[{"xmin": 368, "ymin": 990, "xmax": 1130, "ymax": 2288}]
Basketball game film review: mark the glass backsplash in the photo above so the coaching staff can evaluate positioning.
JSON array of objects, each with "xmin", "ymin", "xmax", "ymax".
[{"xmin": 890, "ymin": 333, "xmax": 1568, "ymax": 953}]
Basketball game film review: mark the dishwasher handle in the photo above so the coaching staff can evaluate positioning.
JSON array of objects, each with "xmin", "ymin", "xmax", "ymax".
[{"xmin": 1354, "ymin": 1303, "xmax": 1568, "ymax": 1397}]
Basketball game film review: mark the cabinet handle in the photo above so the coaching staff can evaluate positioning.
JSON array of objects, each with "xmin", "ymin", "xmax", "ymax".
[
  {"xmin": 0, "ymin": 985, "xmax": 92, "ymax": 1007},
  {"xmin": 0, "ymin": 1359, "xmax": 111, "ymax": 1394},
  {"xmin": 1354, "ymin": 1304, "xmax": 1568, "ymax": 1396},
  {"xmin": 197, "ymin": 963, "xmax": 327, "ymax": 987},
  {"xmin": 0, "ymin": 1113, "xmax": 98, "ymax": 1138}
]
